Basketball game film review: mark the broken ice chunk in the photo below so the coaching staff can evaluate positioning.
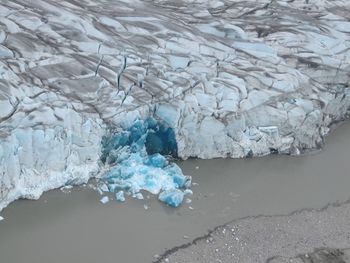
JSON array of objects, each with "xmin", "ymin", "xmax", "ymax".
[
  {"xmin": 100, "ymin": 196, "xmax": 109, "ymax": 204},
  {"xmin": 165, "ymin": 164, "xmax": 191, "ymax": 188},
  {"xmin": 60, "ymin": 185, "xmax": 73, "ymax": 193},
  {"xmin": 145, "ymin": 153, "xmax": 168, "ymax": 168},
  {"xmin": 99, "ymin": 183, "xmax": 109, "ymax": 193},
  {"xmin": 184, "ymin": 189, "xmax": 193, "ymax": 196},
  {"xmin": 0, "ymin": 216, "xmax": 4, "ymax": 221},
  {"xmin": 159, "ymin": 189, "xmax": 184, "ymax": 207},
  {"xmin": 116, "ymin": 191, "xmax": 125, "ymax": 202},
  {"xmin": 134, "ymin": 192, "xmax": 144, "ymax": 200},
  {"xmin": 108, "ymin": 183, "xmax": 119, "ymax": 192},
  {"xmin": 184, "ymin": 177, "xmax": 192, "ymax": 189},
  {"xmin": 61, "ymin": 185, "xmax": 73, "ymax": 190},
  {"xmin": 97, "ymin": 187, "xmax": 104, "ymax": 195}
]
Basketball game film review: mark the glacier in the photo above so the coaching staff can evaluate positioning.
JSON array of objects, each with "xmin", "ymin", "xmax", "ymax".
[{"xmin": 1, "ymin": 0, "xmax": 350, "ymax": 211}]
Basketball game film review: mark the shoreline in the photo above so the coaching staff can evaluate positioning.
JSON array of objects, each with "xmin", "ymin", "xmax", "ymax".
[{"xmin": 156, "ymin": 199, "xmax": 350, "ymax": 263}]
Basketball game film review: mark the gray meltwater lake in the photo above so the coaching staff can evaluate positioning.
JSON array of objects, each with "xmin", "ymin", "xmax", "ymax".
[{"xmin": 0, "ymin": 122, "xmax": 349, "ymax": 263}]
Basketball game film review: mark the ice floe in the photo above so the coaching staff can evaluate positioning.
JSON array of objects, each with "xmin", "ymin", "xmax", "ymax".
[
  {"xmin": 115, "ymin": 191, "xmax": 125, "ymax": 202},
  {"xmin": 100, "ymin": 196, "xmax": 109, "ymax": 204}
]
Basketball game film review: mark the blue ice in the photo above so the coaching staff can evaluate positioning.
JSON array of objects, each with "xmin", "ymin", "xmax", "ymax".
[
  {"xmin": 99, "ymin": 118, "xmax": 192, "ymax": 208},
  {"xmin": 158, "ymin": 189, "xmax": 184, "ymax": 208},
  {"xmin": 116, "ymin": 191, "xmax": 125, "ymax": 202}
]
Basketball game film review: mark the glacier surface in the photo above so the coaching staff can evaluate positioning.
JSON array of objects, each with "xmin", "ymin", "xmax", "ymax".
[{"xmin": 1, "ymin": 0, "xmax": 350, "ymax": 210}]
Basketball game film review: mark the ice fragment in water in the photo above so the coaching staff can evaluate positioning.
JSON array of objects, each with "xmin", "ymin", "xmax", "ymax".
[
  {"xmin": 100, "ymin": 196, "xmax": 109, "ymax": 204},
  {"xmin": 184, "ymin": 189, "xmax": 193, "ymax": 196},
  {"xmin": 158, "ymin": 189, "xmax": 184, "ymax": 207},
  {"xmin": 99, "ymin": 183, "xmax": 109, "ymax": 192},
  {"xmin": 134, "ymin": 193, "xmax": 144, "ymax": 200},
  {"xmin": 0, "ymin": 216, "xmax": 3, "ymax": 221},
  {"xmin": 116, "ymin": 191, "xmax": 125, "ymax": 202}
]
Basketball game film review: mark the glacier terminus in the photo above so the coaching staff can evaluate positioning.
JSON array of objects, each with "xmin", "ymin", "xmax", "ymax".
[{"xmin": 0, "ymin": 0, "xmax": 350, "ymax": 210}]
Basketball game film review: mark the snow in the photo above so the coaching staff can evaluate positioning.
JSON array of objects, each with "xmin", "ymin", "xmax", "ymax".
[
  {"xmin": 134, "ymin": 193, "xmax": 144, "ymax": 200},
  {"xmin": 184, "ymin": 189, "xmax": 193, "ymax": 196}
]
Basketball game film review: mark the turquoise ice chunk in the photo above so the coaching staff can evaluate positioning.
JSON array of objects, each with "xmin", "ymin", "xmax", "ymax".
[
  {"xmin": 158, "ymin": 189, "xmax": 184, "ymax": 208},
  {"xmin": 145, "ymin": 153, "xmax": 168, "ymax": 168},
  {"xmin": 116, "ymin": 191, "xmax": 125, "ymax": 202}
]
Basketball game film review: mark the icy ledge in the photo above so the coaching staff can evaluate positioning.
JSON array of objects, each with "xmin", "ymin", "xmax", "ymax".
[
  {"xmin": 0, "ymin": 109, "xmax": 105, "ymax": 211},
  {"xmin": 1, "ymin": 0, "xmax": 350, "ymax": 210}
]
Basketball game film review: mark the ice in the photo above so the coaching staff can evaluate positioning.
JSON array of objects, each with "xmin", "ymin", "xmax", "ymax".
[
  {"xmin": 158, "ymin": 189, "xmax": 185, "ymax": 208},
  {"xmin": 99, "ymin": 184, "xmax": 109, "ymax": 193},
  {"xmin": 145, "ymin": 153, "xmax": 168, "ymax": 168},
  {"xmin": 99, "ymin": 119, "xmax": 192, "ymax": 207},
  {"xmin": 100, "ymin": 196, "xmax": 109, "ymax": 204},
  {"xmin": 116, "ymin": 191, "xmax": 125, "ymax": 202},
  {"xmin": 60, "ymin": 185, "xmax": 73, "ymax": 193},
  {"xmin": 0, "ymin": 216, "xmax": 3, "ymax": 221},
  {"xmin": 184, "ymin": 189, "xmax": 193, "ymax": 196},
  {"xmin": 134, "ymin": 193, "xmax": 144, "ymax": 200},
  {"xmin": 1, "ymin": 0, "xmax": 350, "ymax": 212},
  {"xmin": 185, "ymin": 198, "xmax": 192, "ymax": 204},
  {"xmin": 97, "ymin": 187, "xmax": 104, "ymax": 196}
]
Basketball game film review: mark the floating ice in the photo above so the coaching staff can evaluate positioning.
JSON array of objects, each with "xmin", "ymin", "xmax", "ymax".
[
  {"xmin": 116, "ymin": 191, "xmax": 125, "ymax": 202},
  {"xmin": 184, "ymin": 189, "xmax": 193, "ymax": 196},
  {"xmin": 99, "ymin": 118, "xmax": 192, "ymax": 207},
  {"xmin": 100, "ymin": 196, "xmax": 109, "ymax": 204},
  {"xmin": 0, "ymin": 216, "xmax": 3, "ymax": 221},
  {"xmin": 60, "ymin": 185, "xmax": 73, "ymax": 193},
  {"xmin": 158, "ymin": 189, "xmax": 184, "ymax": 208},
  {"xmin": 99, "ymin": 184, "xmax": 109, "ymax": 193},
  {"xmin": 134, "ymin": 193, "xmax": 144, "ymax": 200}
]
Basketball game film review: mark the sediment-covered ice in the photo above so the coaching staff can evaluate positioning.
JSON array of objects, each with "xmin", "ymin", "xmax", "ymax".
[{"xmin": 1, "ymin": 0, "xmax": 350, "ymax": 210}]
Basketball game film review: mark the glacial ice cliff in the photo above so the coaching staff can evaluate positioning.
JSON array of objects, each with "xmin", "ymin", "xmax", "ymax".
[{"xmin": 0, "ymin": 0, "xmax": 350, "ymax": 210}]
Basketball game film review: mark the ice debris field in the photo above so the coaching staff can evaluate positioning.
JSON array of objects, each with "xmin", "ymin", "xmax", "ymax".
[{"xmin": 96, "ymin": 118, "xmax": 192, "ymax": 208}]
